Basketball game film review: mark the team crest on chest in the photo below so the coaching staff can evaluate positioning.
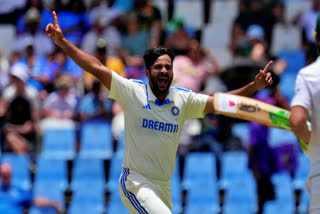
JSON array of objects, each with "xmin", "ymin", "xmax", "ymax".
[{"xmin": 171, "ymin": 106, "xmax": 179, "ymax": 116}]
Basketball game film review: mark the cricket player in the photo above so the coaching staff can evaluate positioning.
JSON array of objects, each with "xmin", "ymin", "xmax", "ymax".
[
  {"xmin": 289, "ymin": 13, "xmax": 320, "ymax": 214},
  {"xmin": 46, "ymin": 11, "xmax": 273, "ymax": 214}
]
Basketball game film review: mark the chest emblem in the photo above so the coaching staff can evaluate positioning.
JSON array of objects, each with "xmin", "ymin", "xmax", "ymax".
[{"xmin": 171, "ymin": 106, "xmax": 180, "ymax": 116}]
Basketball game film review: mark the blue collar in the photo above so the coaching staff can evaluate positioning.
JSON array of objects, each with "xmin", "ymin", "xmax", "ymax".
[{"xmin": 154, "ymin": 99, "xmax": 170, "ymax": 106}]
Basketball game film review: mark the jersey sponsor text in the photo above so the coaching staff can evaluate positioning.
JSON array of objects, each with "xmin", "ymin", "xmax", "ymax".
[{"xmin": 142, "ymin": 118, "xmax": 178, "ymax": 133}]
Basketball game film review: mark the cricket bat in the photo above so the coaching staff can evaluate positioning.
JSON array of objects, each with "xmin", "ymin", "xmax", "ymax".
[{"xmin": 213, "ymin": 93, "xmax": 309, "ymax": 152}]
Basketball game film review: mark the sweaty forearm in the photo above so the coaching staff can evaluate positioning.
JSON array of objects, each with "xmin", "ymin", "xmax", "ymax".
[{"xmin": 227, "ymin": 82, "xmax": 257, "ymax": 97}]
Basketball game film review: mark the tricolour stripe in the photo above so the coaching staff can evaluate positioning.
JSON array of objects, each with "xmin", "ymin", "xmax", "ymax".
[{"xmin": 121, "ymin": 168, "xmax": 149, "ymax": 214}]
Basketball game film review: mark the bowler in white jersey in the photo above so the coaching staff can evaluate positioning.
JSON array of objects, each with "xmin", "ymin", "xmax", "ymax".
[
  {"xmin": 290, "ymin": 13, "xmax": 320, "ymax": 214},
  {"xmin": 45, "ymin": 11, "xmax": 273, "ymax": 213}
]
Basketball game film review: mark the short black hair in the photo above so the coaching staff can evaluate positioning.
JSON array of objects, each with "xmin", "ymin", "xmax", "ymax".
[{"xmin": 143, "ymin": 47, "xmax": 175, "ymax": 70}]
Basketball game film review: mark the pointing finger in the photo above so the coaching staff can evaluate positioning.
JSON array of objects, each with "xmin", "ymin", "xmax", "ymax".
[
  {"xmin": 52, "ymin": 11, "xmax": 59, "ymax": 27},
  {"xmin": 261, "ymin": 60, "xmax": 273, "ymax": 73}
]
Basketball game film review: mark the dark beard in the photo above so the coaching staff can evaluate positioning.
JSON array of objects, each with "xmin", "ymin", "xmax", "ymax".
[{"xmin": 149, "ymin": 75, "xmax": 172, "ymax": 97}]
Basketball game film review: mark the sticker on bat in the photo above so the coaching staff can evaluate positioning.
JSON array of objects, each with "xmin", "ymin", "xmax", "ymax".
[
  {"xmin": 218, "ymin": 94, "xmax": 237, "ymax": 113},
  {"xmin": 239, "ymin": 103, "xmax": 261, "ymax": 112},
  {"xmin": 269, "ymin": 110, "xmax": 290, "ymax": 130}
]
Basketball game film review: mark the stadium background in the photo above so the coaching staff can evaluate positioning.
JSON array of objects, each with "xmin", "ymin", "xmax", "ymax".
[{"xmin": 0, "ymin": 0, "xmax": 314, "ymax": 213}]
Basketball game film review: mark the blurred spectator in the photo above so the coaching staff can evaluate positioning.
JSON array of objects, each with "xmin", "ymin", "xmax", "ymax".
[
  {"xmin": 164, "ymin": 16, "xmax": 193, "ymax": 56},
  {"xmin": 233, "ymin": 0, "xmax": 276, "ymax": 55},
  {"xmin": 17, "ymin": 45, "xmax": 51, "ymax": 101},
  {"xmin": 2, "ymin": 63, "xmax": 40, "ymax": 116},
  {"xmin": 16, "ymin": 0, "xmax": 54, "ymax": 34},
  {"xmin": 0, "ymin": 51, "xmax": 9, "ymax": 91},
  {"xmin": 0, "ymin": 0, "xmax": 26, "ymax": 24},
  {"xmin": 121, "ymin": 12, "xmax": 150, "ymax": 56},
  {"xmin": 133, "ymin": 0, "xmax": 163, "ymax": 47},
  {"xmin": 84, "ymin": 38, "xmax": 125, "ymax": 92},
  {"xmin": 229, "ymin": 23, "xmax": 251, "ymax": 59},
  {"xmin": 172, "ymin": 39, "xmax": 221, "ymax": 93},
  {"xmin": 298, "ymin": 0, "xmax": 320, "ymax": 64},
  {"xmin": 270, "ymin": 2, "xmax": 302, "ymax": 57},
  {"xmin": 47, "ymin": 48, "xmax": 83, "ymax": 85},
  {"xmin": 78, "ymin": 80, "xmax": 113, "ymax": 123},
  {"xmin": 15, "ymin": 7, "xmax": 54, "ymax": 58},
  {"xmin": 248, "ymin": 89, "xmax": 290, "ymax": 214},
  {"xmin": 2, "ymin": 63, "xmax": 39, "ymax": 155},
  {"xmin": 0, "ymin": 163, "xmax": 63, "ymax": 214},
  {"xmin": 42, "ymin": 74, "xmax": 78, "ymax": 120},
  {"xmin": 9, "ymin": 51, "xmax": 23, "ymax": 67},
  {"xmin": 56, "ymin": 0, "xmax": 90, "ymax": 46},
  {"xmin": 247, "ymin": 24, "xmax": 268, "ymax": 61},
  {"xmin": 88, "ymin": 0, "xmax": 123, "ymax": 27},
  {"xmin": 120, "ymin": 12, "xmax": 149, "ymax": 80},
  {"xmin": 0, "ymin": 97, "xmax": 7, "ymax": 134},
  {"xmin": 247, "ymin": 24, "xmax": 287, "ymax": 76},
  {"xmin": 81, "ymin": 14, "xmax": 122, "ymax": 57},
  {"xmin": 249, "ymin": 119, "xmax": 276, "ymax": 214}
]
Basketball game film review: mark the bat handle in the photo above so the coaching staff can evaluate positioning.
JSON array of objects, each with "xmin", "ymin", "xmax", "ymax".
[{"xmin": 298, "ymin": 139, "xmax": 308, "ymax": 153}]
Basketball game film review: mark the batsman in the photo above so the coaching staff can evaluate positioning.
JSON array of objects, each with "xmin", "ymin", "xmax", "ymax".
[
  {"xmin": 46, "ymin": 11, "xmax": 272, "ymax": 214},
  {"xmin": 289, "ymin": 12, "xmax": 320, "ymax": 214}
]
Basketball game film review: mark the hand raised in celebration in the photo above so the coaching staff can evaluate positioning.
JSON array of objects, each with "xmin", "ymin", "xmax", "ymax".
[
  {"xmin": 45, "ymin": 11, "xmax": 65, "ymax": 47},
  {"xmin": 253, "ymin": 60, "xmax": 273, "ymax": 90}
]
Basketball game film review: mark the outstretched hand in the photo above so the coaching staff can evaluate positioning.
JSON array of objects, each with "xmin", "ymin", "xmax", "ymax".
[
  {"xmin": 253, "ymin": 61, "xmax": 273, "ymax": 91},
  {"xmin": 45, "ymin": 11, "xmax": 65, "ymax": 47}
]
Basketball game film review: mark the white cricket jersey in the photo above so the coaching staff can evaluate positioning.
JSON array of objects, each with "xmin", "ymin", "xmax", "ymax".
[
  {"xmin": 291, "ymin": 57, "xmax": 320, "ymax": 163},
  {"xmin": 108, "ymin": 72, "xmax": 208, "ymax": 181}
]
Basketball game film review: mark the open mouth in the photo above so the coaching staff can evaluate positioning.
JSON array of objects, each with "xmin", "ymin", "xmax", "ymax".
[{"xmin": 158, "ymin": 76, "xmax": 169, "ymax": 89}]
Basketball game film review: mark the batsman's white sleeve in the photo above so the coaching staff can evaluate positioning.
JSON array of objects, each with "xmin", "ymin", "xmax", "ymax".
[{"xmin": 291, "ymin": 72, "xmax": 311, "ymax": 111}]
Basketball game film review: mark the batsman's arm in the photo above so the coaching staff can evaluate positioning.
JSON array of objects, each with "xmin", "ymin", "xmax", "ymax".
[
  {"xmin": 289, "ymin": 105, "xmax": 311, "ymax": 144},
  {"xmin": 45, "ymin": 11, "xmax": 112, "ymax": 90}
]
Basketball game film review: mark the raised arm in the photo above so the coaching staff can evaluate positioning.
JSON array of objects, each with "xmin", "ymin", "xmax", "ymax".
[
  {"xmin": 45, "ymin": 11, "xmax": 112, "ymax": 90},
  {"xmin": 204, "ymin": 61, "xmax": 273, "ymax": 113}
]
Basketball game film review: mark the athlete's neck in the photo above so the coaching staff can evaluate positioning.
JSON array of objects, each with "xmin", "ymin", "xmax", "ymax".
[{"xmin": 150, "ymin": 86, "xmax": 169, "ymax": 104}]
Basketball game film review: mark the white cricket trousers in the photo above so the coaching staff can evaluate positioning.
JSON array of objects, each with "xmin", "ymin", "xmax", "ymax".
[
  {"xmin": 119, "ymin": 168, "xmax": 173, "ymax": 214},
  {"xmin": 306, "ymin": 161, "xmax": 320, "ymax": 214}
]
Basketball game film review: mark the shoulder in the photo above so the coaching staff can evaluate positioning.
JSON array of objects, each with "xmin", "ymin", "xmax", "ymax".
[
  {"xmin": 171, "ymin": 86, "xmax": 192, "ymax": 93},
  {"xmin": 130, "ymin": 79, "xmax": 145, "ymax": 85},
  {"xmin": 129, "ymin": 79, "xmax": 147, "ymax": 88},
  {"xmin": 112, "ymin": 73, "xmax": 146, "ymax": 91},
  {"xmin": 170, "ymin": 86, "xmax": 192, "ymax": 100},
  {"xmin": 299, "ymin": 60, "xmax": 320, "ymax": 78}
]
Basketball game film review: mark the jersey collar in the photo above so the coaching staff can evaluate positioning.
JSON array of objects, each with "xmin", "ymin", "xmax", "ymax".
[{"xmin": 146, "ymin": 83, "xmax": 174, "ymax": 106}]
